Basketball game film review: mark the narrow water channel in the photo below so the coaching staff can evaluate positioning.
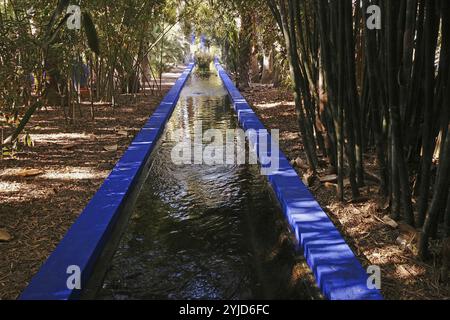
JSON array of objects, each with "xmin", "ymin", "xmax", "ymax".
[{"xmin": 97, "ymin": 69, "xmax": 320, "ymax": 300}]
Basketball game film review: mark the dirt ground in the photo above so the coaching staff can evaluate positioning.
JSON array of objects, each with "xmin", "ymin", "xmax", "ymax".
[
  {"xmin": 241, "ymin": 85, "xmax": 450, "ymax": 300},
  {"xmin": 0, "ymin": 67, "xmax": 184, "ymax": 299}
]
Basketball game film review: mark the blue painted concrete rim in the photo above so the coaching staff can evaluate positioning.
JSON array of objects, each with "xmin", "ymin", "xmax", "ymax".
[
  {"xmin": 20, "ymin": 63, "xmax": 195, "ymax": 300},
  {"xmin": 214, "ymin": 60, "xmax": 383, "ymax": 301}
]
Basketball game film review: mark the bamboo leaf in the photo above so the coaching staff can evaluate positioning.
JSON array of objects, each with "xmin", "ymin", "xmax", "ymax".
[
  {"xmin": 82, "ymin": 12, "xmax": 100, "ymax": 55},
  {"xmin": 25, "ymin": 134, "xmax": 33, "ymax": 147},
  {"xmin": 16, "ymin": 169, "xmax": 44, "ymax": 178}
]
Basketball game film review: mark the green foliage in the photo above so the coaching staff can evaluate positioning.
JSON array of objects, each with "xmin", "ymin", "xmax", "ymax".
[
  {"xmin": 82, "ymin": 12, "xmax": 100, "ymax": 55},
  {"xmin": 194, "ymin": 51, "xmax": 213, "ymax": 71},
  {"xmin": 0, "ymin": 0, "xmax": 189, "ymax": 146}
]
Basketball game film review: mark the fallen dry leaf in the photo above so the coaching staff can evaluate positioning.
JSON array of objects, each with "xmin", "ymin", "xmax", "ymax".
[
  {"xmin": 397, "ymin": 264, "xmax": 412, "ymax": 278},
  {"xmin": 396, "ymin": 234, "xmax": 418, "ymax": 254},
  {"xmin": 291, "ymin": 157, "xmax": 308, "ymax": 170},
  {"xmin": 103, "ymin": 144, "xmax": 118, "ymax": 152},
  {"xmin": 382, "ymin": 215, "xmax": 399, "ymax": 228},
  {"xmin": 320, "ymin": 174, "xmax": 338, "ymax": 183},
  {"xmin": 0, "ymin": 229, "xmax": 12, "ymax": 242},
  {"xmin": 16, "ymin": 169, "xmax": 44, "ymax": 177},
  {"xmin": 324, "ymin": 182, "xmax": 337, "ymax": 191}
]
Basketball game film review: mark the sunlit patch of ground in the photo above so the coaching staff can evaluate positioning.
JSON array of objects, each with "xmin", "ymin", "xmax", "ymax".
[
  {"xmin": 0, "ymin": 181, "xmax": 22, "ymax": 193},
  {"xmin": 39, "ymin": 167, "xmax": 110, "ymax": 181},
  {"xmin": 0, "ymin": 67, "xmax": 184, "ymax": 299},
  {"xmin": 29, "ymin": 132, "xmax": 92, "ymax": 144}
]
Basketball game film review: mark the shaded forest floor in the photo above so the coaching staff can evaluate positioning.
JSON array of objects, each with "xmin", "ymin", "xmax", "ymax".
[
  {"xmin": 241, "ymin": 85, "xmax": 450, "ymax": 300},
  {"xmin": 0, "ymin": 67, "xmax": 185, "ymax": 299}
]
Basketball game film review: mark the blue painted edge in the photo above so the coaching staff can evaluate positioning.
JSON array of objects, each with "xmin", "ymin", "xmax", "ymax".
[
  {"xmin": 20, "ymin": 63, "xmax": 195, "ymax": 300},
  {"xmin": 214, "ymin": 60, "xmax": 383, "ymax": 301}
]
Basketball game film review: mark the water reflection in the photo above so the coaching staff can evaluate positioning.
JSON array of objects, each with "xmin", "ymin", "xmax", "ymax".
[{"xmin": 98, "ymin": 71, "xmax": 320, "ymax": 300}]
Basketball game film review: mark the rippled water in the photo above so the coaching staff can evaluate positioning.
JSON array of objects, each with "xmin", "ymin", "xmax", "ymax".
[{"xmin": 98, "ymin": 71, "xmax": 319, "ymax": 300}]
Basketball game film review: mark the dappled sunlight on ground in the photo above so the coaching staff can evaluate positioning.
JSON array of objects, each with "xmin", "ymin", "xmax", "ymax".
[
  {"xmin": 39, "ymin": 167, "xmax": 109, "ymax": 181},
  {"xmin": 30, "ymin": 132, "xmax": 92, "ymax": 144},
  {"xmin": 0, "ymin": 181, "xmax": 22, "ymax": 193},
  {"xmin": 394, "ymin": 264, "xmax": 426, "ymax": 279},
  {"xmin": 255, "ymin": 101, "xmax": 295, "ymax": 109}
]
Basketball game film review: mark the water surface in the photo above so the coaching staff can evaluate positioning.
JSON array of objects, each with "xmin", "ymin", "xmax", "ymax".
[{"xmin": 98, "ymin": 71, "xmax": 320, "ymax": 300}]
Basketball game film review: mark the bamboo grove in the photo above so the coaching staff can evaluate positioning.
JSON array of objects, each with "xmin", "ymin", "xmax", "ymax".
[
  {"xmin": 254, "ymin": 0, "xmax": 449, "ymax": 260},
  {"xmin": 1, "ymin": 0, "xmax": 189, "ymax": 147}
]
